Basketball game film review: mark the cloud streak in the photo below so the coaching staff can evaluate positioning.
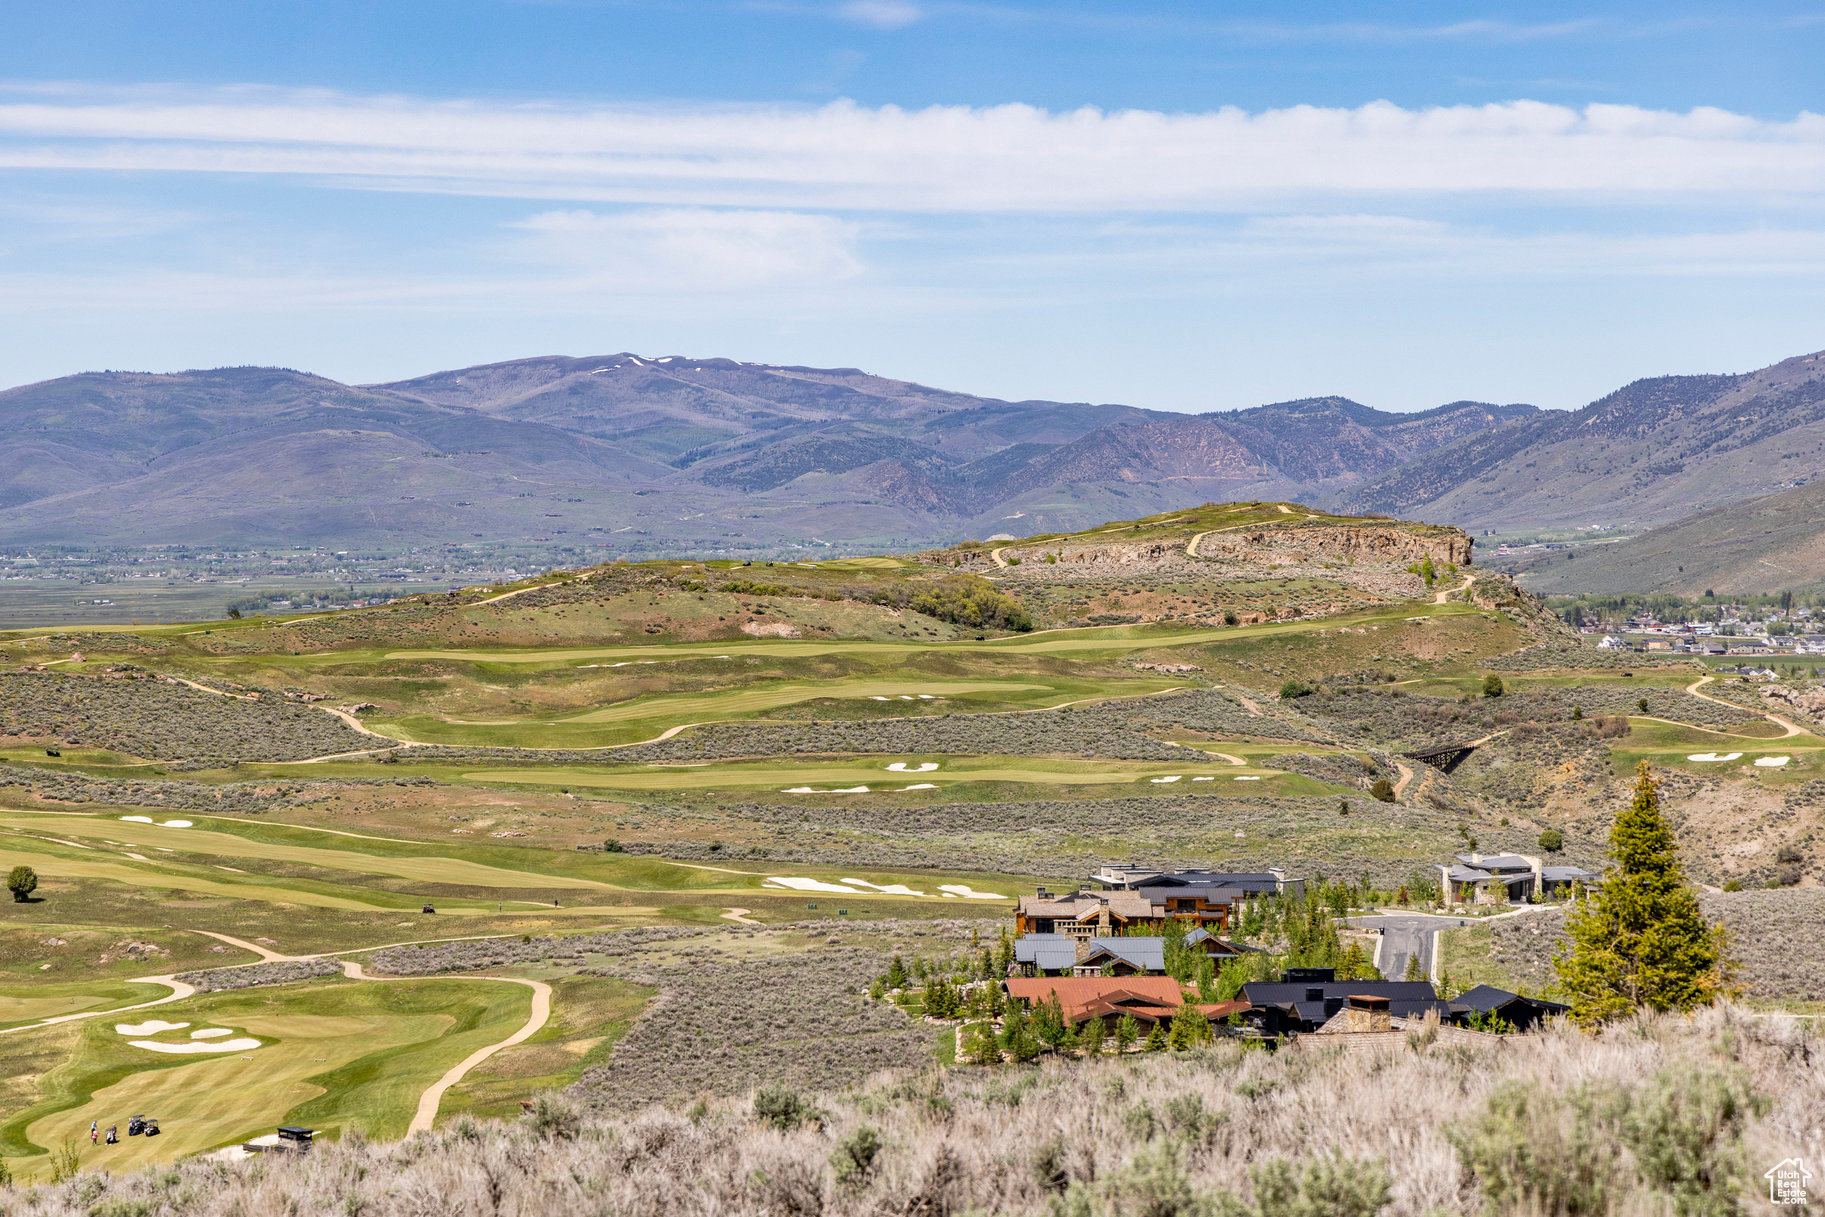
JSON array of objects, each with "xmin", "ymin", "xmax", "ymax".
[{"xmin": 1, "ymin": 87, "xmax": 1822, "ymax": 211}]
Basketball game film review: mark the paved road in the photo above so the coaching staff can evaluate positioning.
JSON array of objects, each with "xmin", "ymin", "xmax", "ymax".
[{"xmin": 1352, "ymin": 913, "xmax": 1476, "ymax": 981}]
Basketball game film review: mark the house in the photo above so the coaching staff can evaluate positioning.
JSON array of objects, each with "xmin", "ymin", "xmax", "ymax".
[
  {"xmin": 1184, "ymin": 927, "xmax": 1257, "ymax": 958},
  {"xmin": 1091, "ymin": 865, "xmax": 1303, "ymax": 901},
  {"xmin": 1015, "ymin": 885, "xmax": 1233, "ymax": 936},
  {"xmin": 1015, "ymin": 934, "xmax": 1164, "ymax": 977},
  {"xmin": 1439, "ymin": 853, "xmax": 1541, "ymax": 904},
  {"xmin": 1238, "ymin": 968, "xmax": 1449, "ymax": 1036},
  {"xmin": 1013, "ymin": 930, "xmax": 1254, "ymax": 977},
  {"xmin": 1539, "ymin": 864, "xmax": 1601, "ymax": 897},
  {"xmin": 1450, "ymin": 985, "xmax": 1568, "ymax": 1032},
  {"xmin": 1597, "ymin": 634, "xmax": 1628, "ymax": 649},
  {"xmin": 1003, "ymin": 976, "xmax": 1245, "ymax": 1035}
]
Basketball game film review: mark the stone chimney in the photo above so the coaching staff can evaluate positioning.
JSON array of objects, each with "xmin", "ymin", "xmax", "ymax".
[{"xmin": 1343, "ymin": 995, "xmax": 1392, "ymax": 1033}]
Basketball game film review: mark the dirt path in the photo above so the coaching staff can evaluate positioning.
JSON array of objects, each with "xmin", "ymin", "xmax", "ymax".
[
  {"xmin": 989, "ymin": 546, "xmax": 1012, "ymax": 568},
  {"xmin": 328, "ymin": 961, "xmax": 553, "ymax": 1133},
  {"xmin": 192, "ymin": 930, "xmax": 291, "ymax": 962},
  {"xmin": 1435, "ymin": 573, "xmax": 1474, "ymax": 605},
  {"xmin": 1392, "ymin": 759, "xmax": 1416, "ymax": 798},
  {"xmin": 1686, "ymin": 674, "xmax": 1806, "ymax": 737}
]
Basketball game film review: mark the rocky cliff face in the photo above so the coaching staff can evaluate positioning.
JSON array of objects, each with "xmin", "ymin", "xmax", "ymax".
[{"xmin": 1191, "ymin": 523, "xmax": 1472, "ymax": 568}]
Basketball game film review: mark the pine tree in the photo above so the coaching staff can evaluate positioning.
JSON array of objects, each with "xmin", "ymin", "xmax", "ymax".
[
  {"xmin": 1080, "ymin": 1013, "xmax": 1107, "ymax": 1057},
  {"xmin": 999, "ymin": 1000, "xmax": 1039, "ymax": 1062},
  {"xmin": 1115, "ymin": 1013, "xmax": 1140, "ymax": 1053},
  {"xmin": 1555, "ymin": 762, "xmax": 1729, "ymax": 1026}
]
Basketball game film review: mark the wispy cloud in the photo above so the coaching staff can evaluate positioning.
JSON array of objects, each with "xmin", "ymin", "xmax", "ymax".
[
  {"xmin": 1, "ymin": 87, "xmax": 1822, "ymax": 212},
  {"xmin": 512, "ymin": 206, "xmax": 863, "ymax": 287},
  {"xmin": 839, "ymin": 0, "xmax": 921, "ymax": 30}
]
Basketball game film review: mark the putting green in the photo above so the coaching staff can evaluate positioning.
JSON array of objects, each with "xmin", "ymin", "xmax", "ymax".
[
  {"xmin": 2, "ymin": 977, "xmax": 531, "ymax": 1172},
  {"xmin": 0, "ymin": 983, "xmax": 173, "ymax": 1031}
]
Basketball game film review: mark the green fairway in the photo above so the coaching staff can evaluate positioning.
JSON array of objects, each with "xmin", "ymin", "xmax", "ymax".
[
  {"xmin": 1608, "ymin": 717, "xmax": 1825, "ymax": 778},
  {"xmin": 0, "ymin": 982, "xmax": 175, "ymax": 1032},
  {"xmin": 560, "ymin": 677, "xmax": 1058, "ymax": 723},
  {"xmin": 0, "ymin": 976, "xmax": 532, "ymax": 1174},
  {"xmin": 0, "ymin": 809, "xmax": 1040, "ymax": 911}
]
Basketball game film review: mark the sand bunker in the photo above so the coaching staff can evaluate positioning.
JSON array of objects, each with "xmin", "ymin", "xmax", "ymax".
[
  {"xmin": 886, "ymin": 762, "xmax": 939, "ymax": 772},
  {"xmin": 781, "ymin": 786, "xmax": 870, "ymax": 794},
  {"xmin": 117, "ymin": 1020, "xmax": 188, "ymax": 1036},
  {"xmin": 841, "ymin": 878, "xmax": 928, "ymax": 896},
  {"xmin": 161, "ymin": 820, "xmax": 193, "ymax": 828},
  {"xmin": 131, "ymin": 1037, "xmax": 262, "ymax": 1054},
  {"xmin": 1754, "ymin": 755, "xmax": 1792, "ymax": 767},
  {"xmin": 938, "ymin": 884, "xmax": 1005, "ymax": 899},
  {"xmin": 1233, "ymin": 775, "xmax": 1262, "ymax": 781},
  {"xmin": 1149, "ymin": 775, "xmax": 1183, "ymax": 784},
  {"xmin": 1191, "ymin": 776, "xmax": 1215, "ymax": 782},
  {"xmin": 191, "ymin": 1028, "xmax": 235, "ymax": 1039},
  {"xmin": 120, "ymin": 816, "xmax": 154, "ymax": 824},
  {"xmin": 764, "ymin": 877, "xmax": 869, "ymax": 894},
  {"xmin": 1687, "ymin": 752, "xmax": 1744, "ymax": 762},
  {"xmin": 899, "ymin": 783, "xmax": 938, "ymax": 791}
]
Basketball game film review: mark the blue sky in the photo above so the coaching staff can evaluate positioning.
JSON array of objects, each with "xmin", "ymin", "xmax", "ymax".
[{"xmin": 2, "ymin": 1, "xmax": 1823, "ymax": 412}]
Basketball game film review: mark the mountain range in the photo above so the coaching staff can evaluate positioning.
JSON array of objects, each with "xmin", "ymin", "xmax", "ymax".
[{"xmin": 0, "ymin": 347, "xmax": 1820, "ymax": 558}]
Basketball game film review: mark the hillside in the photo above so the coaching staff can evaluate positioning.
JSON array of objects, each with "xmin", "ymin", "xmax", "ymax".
[
  {"xmin": 0, "ymin": 356, "xmax": 1526, "ymax": 554},
  {"xmin": 1345, "ymin": 349, "xmax": 1825, "ymax": 531},
  {"xmin": 1511, "ymin": 479, "xmax": 1825, "ymax": 595}
]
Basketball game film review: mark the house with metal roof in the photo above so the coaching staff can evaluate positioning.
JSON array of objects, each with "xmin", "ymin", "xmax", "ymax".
[
  {"xmin": 1450, "ymin": 984, "xmax": 1569, "ymax": 1032},
  {"xmin": 1091, "ymin": 865, "xmax": 1303, "ymax": 900},
  {"xmin": 1014, "ymin": 934, "xmax": 1165, "ymax": 977},
  {"xmin": 1003, "ymin": 976, "xmax": 1246, "ymax": 1035},
  {"xmin": 1238, "ymin": 968, "xmax": 1449, "ymax": 1036},
  {"xmin": 1014, "ymin": 884, "xmax": 1233, "ymax": 936}
]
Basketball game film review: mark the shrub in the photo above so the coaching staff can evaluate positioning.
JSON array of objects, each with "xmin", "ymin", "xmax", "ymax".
[
  {"xmin": 525, "ymin": 1093, "xmax": 581, "ymax": 1140},
  {"xmin": 831, "ymin": 1124, "xmax": 883, "ymax": 1188},
  {"xmin": 1369, "ymin": 778, "xmax": 1394, "ymax": 803},
  {"xmin": 1279, "ymin": 679, "xmax": 1315, "ymax": 699},
  {"xmin": 1222, "ymin": 1151, "xmax": 1393, "ymax": 1217},
  {"xmin": 1483, "ymin": 674, "xmax": 1505, "ymax": 698},
  {"xmin": 753, "ymin": 1085, "xmax": 817, "ymax": 1130},
  {"xmin": 1538, "ymin": 828, "xmax": 1564, "ymax": 853},
  {"xmin": 7, "ymin": 865, "xmax": 36, "ymax": 902}
]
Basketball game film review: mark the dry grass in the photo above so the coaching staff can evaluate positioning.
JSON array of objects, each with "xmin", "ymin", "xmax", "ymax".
[{"xmin": 6, "ymin": 1005, "xmax": 1818, "ymax": 1215}]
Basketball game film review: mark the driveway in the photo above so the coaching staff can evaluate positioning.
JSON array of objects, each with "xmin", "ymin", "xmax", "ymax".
[{"xmin": 1352, "ymin": 912, "xmax": 1481, "ymax": 981}]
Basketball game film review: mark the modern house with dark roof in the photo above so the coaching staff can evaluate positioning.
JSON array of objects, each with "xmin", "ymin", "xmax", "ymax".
[
  {"xmin": 1092, "ymin": 865, "xmax": 1303, "ymax": 900},
  {"xmin": 1440, "ymin": 852, "xmax": 1601, "ymax": 904},
  {"xmin": 1238, "ymin": 968, "xmax": 1449, "ymax": 1036},
  {"xmin": 1450, "ymin": 985, "xmax": 1569, "ymax": 1032}
]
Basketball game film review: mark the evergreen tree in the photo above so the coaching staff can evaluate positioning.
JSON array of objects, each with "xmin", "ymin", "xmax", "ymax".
[
  {"xmin": 1080, "ymin": 1013, "xmax": 1107, "ymax": 1057},
  {"xmin": 884, "ymin": 954, "xmax": 908, "ymax": 990},
  {"xmin": 1555, "ymin": 762, "xmax": 1729, "ymax": 1026},
  {"xmin": 999, "ymin": 1000, "xmax": 1039, "ymax": 1062},
  {"xmin": 1168, "ymin": 998, "xmax": 1213, "ymax": 1050},
  {"xmin": 1144, "ymin": 1022, "xmax": 1168, "ymax": 1051},
  {"xmin": 1115, "ymin": 1013, "xmax": 1140, "ymax": 1053},
  {"xmin": 1404, "ymin": 952, "xmax": 1426, "ymax": 982},
  {"xmin": 1031, "ymin": 993, "xmax": 1068, "ymax": 1048}
]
